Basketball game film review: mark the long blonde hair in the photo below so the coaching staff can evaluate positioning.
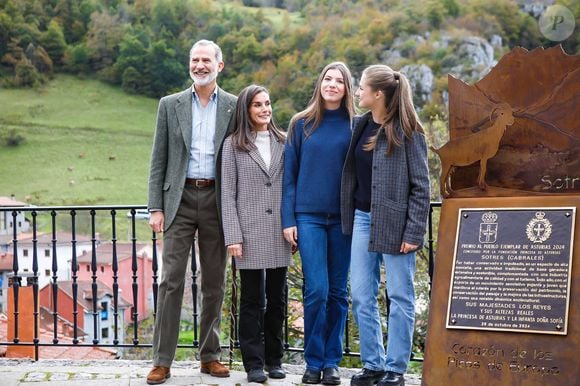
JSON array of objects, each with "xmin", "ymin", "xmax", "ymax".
[
  {"xmin": 287, "ymin": 61, "xmax": 355, "ymax": 140},
  {"xmin": 362, "ymin": 64, "xmax": 424, "ymax": 154}
]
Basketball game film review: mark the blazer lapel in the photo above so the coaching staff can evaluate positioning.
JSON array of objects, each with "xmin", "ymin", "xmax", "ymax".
[
  {"xmin": 215, "ymin": 87, "xmax": 235, "ymax": 156},
  {"xmin": 248, "ymin": 147, "xmax": 270, "ymax": 176},
  {"xmin": 351, "ymin": 113, "xmax": 369, "ymax": 148},
  {"xmin": 175, "ymin": 88, "xmax": 193, "ymax": 151},
  {"xmin": 268, "ymin": 137, "xmax": 284, "ymax": 177}
]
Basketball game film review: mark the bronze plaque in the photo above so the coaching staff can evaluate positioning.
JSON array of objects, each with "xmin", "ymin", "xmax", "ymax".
[
  {"xmin": 422, "ymin": 196, "xmax": 580, "ymax": 386},
  {"xmin": 424, "ymin": 45, "xmax": 579, "ymax": 386},
  {"xmin": 447, "ymin": 208, "xmax": 575, "ymax": 334}
]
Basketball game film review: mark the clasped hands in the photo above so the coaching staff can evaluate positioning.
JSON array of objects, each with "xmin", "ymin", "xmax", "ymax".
[{"xmin": 227, "ymin": 229, "xmax": 416, "ymax": 258}]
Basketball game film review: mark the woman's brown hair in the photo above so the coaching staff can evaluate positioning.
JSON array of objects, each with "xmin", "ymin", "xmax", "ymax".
[
  {"xmin": 231, "ymin": 85, "xmax": 285, "ymax": 152},
  {"xmin": 287, "ymin": 61, "xmax": 355, "ymax": 141},
  {"xmin": 362, "ymin": 64, "xmax": 424, "ymax": 154}
]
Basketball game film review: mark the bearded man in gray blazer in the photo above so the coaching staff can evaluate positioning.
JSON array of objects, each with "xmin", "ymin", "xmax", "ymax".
[{"xmin": 146, "ymin": 39, "xmax": 237, "ymax": 385}]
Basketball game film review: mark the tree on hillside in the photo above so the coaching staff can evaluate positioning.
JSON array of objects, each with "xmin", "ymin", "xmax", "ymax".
[
  {"xmin": 426, "ymin": 0, "xmax": 446, "ymax": 29},
  {"xmin": 114, "ymin": 32, "xmax": 149, "ymax": 77},
  {"xmin": 1, "ymin": 38, "xmax": 51, "ymax": 86},
  {"xmin": 85, "ymin": 11, "xmax": 124, "ymax": 72},
  {"xmin": 132, "ymin": 0, "xmax": 153, "ymax": 23},
  {"xmin": 470, "ymin": 0, "xmax": 540, "ymax": 47},
  {"xmin": 54, "ymin": 0, "xmax": 92, "ymax": 43},
  {"xmin": 151, "ymin": 0, "xmax": 180, "ymax": 38},
  {"xmin": 145, "ymin": 39, "xmax": 184, "ymax": 97},
  {"xmin": 114, "ymin": 30, "xmax": 151, "ymax": 93},
  {"xmin": 121, "ymin": 66, "xmax": 142, "ymax": 93},
  {"xmin": 63, "ymin": 42, "xmax": 90, "ymax": 73},
  {"xmin": 39, "ymin": 20, "xmax": 67, "ymax": 65},
  {"xmin": 0, "ymin": 10, "xmax": 16, "ymax": 59},
  {"xmin": 1, "ymin": 0, "xmax": 576, "ymax": 106},
  {"xmin": 25, "ymin": 43, "xmax": 53, "ymax": 74},
  {"xmin": 14, "ymin": 58, "xmax": 41, "ymax": 87}
]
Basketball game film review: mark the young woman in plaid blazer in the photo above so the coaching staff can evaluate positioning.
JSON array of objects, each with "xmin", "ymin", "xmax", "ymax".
[
  {"xmin": 341, "ymin": 65, "xmax": 430, "ymax": 386},
  {"xmin": 221, "ymin": 85, "xmax": 292, "ymax": 383}
]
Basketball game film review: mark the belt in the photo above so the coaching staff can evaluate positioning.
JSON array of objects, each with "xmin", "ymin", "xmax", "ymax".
[{"xmin": 185, "ymin": 178, "xmax": 215, "ymax": 188}]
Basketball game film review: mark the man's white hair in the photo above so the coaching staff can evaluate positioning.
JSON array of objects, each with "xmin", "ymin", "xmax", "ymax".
[{"xmin": 190, "ymin": 39, "xmax": 223, "ymax": 62}]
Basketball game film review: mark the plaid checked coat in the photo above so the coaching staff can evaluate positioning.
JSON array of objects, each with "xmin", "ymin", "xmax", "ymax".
[
  {"xmin": 341, "ymin": 112, "xmax": 430, "ymax": 254},
  {"xmin": 221, "ymin": 134, "xmax": 292, "ymax": 269}
]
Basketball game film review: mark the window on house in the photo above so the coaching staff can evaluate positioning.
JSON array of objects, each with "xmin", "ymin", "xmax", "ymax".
[
  {"xmin": 44, "ymin": 249, "xmax": 50, "ymax": 257},
  {"xmin": 23, "ymin": 249, "xmax": 29, "ymax": 257},
  {"xmin": 101, "ymin": 327, "xmax": 109, "ymax": 338},
  {"xmin": 45, "ymin": 270, "xmax": 50, "ymax": 276},
  {"xmin": 18, "ymin": 221, "xmax": 22, "ymax": 227},
  {"xmin": 101, "ymin": 301, "xmax": 109, "ymax": 320},
  {"xmin": 100, "ymin": 266, "xmax": 105, "ymax": 273},
  {"xmin": 86, "ymin": 265, "xmax": 90, "ymax": 272}
]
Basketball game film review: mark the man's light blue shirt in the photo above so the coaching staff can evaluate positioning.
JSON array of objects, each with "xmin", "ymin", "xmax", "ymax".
[{"xmin": 188, "ymin": 87, "xmax": 218, "ymax": 179}]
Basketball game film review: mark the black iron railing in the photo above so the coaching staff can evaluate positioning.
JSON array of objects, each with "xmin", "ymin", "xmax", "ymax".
[{"xmin": 0, "ymin": 203, "xmax": 441, "ymax": 362}]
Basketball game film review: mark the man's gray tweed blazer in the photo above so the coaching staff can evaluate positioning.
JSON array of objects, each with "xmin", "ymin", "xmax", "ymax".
[{"xmin": 147, "ymin": 87, "xmax": 237, "ymax": 230}]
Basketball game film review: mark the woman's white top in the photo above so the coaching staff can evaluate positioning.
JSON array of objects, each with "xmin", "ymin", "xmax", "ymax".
[{"xmin": 255, "ymin": 130, "xmax": 271, "ymax": 169}]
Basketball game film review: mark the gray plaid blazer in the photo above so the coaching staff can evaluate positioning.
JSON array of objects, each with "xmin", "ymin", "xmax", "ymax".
[
  {"xmin": 341, "ymin": 113, "xmax": 430, "ymax": 254},
  {"xmin": 221, "ymin": 134, "xmax": 292, "ymax": 269}
]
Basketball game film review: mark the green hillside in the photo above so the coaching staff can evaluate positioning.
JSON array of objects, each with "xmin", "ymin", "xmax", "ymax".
[
  {"xmin": 0, "ymin": 75, "xmax": 158, "ymax": 205},
  {"xmin": 1, "ymin": 0, "xmax": 577, "ymax": 206}
]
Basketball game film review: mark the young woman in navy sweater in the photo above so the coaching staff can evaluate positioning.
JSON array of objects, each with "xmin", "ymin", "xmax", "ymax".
[{"xmin": 282, "ymin": 62, "xmax": 355, "ymax": 385}]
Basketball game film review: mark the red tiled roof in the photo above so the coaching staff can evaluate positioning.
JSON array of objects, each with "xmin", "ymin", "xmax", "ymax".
[
  {"xmin": 0, "ymin": 197, "xmax": 28, "ymax": 207},
  {"xmin": 77, "ymin": 242, "xmax": 152, "ymax": 264},
  {"xmin": 14, "ymin": 231, "xmax": 95, "ymax": 245},
  {"xmin": 52, "ymin": 280, "xmax": 131, "ymax": 309},
  {"xmin": 37, "ymin": 343, "xmax": 118, "ymax": 360},
  {"xmin": 0, "ymin": 312, "xmax": 117, "ymax": 360}
]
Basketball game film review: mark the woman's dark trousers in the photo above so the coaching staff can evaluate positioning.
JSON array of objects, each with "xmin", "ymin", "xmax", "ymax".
[{"xmin": 239, "ymin": 267, "xmax": 288, "ymax": 371}]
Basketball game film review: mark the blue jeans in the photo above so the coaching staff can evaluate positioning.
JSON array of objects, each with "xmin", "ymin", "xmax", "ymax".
[
  {"xmin": 350, "ymin": 209, "xmax": 416, "ymax": 374},
  {"xmin": 296, "ymin": 213, "xmax": 351, "ymax": 371}
]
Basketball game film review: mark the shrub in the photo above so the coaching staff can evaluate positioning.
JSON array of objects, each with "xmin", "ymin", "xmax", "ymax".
[
  {"xmin": 14, "ymin": 59, "xmax": 41, "ymax": 87},
  {"xmin": 3, "ymin": 129, "xmax": 26, "ymax": 147}
]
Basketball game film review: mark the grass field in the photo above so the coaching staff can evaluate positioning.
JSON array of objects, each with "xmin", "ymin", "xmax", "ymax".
[
  {"xmin": 217, "ymin": 1, "xmax": 304, "ymax": 30},
  {"xmin": 0, "ymin": 75, "xmax": 159, "ymax": 206}
]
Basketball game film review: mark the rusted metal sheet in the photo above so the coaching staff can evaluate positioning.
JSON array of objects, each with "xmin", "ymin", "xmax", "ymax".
[
  {"xmin": 423, "ymin": 45, "xmax": 579, "ymax": 386},
  {"xmin": 435, "ymin": 46, "xmax": 579, "ymax": 197}
]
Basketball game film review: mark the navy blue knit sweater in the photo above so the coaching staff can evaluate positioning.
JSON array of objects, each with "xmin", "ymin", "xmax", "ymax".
[{"xmin": 281, "ymin": 108, "xmax": 351, "ymax": 228}]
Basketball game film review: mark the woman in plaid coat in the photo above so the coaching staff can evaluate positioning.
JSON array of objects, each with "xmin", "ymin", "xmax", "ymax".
[{"xmin": 221, "ymin": 85, "xmax": 292, "ymax": 383}]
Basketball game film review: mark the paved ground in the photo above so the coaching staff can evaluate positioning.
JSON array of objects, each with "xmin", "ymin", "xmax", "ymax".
[{"xmin": 0, "ymin": 359, "xmax": 422, "ymax": 385}]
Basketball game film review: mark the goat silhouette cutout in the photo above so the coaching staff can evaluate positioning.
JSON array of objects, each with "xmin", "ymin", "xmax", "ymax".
[{"xmin": 431, "ymin": 102, "xmax": 515, "ymax": 197}]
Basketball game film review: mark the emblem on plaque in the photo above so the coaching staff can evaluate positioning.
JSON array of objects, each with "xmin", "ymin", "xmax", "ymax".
[
  {"xmin": 526, "ymin": 211, "xmax": 552, "ymax": 243},
  {"xmin": 479, "ymin": 211, "xmax": 498, "ymax": 243}
]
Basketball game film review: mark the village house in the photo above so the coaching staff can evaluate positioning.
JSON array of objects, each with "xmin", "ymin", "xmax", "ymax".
[
  {"xmin": 76, "ymin": 242, "xmax": 157, "ymax": 322},
  {"xmin": 38, "ymin": 279, "xmax": 130, "ymax": 345}
]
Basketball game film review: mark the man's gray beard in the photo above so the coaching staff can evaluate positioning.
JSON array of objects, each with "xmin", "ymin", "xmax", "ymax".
[{"xmin": 190, "ymin": 70, "xmax": 218, "ymax": 86}]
